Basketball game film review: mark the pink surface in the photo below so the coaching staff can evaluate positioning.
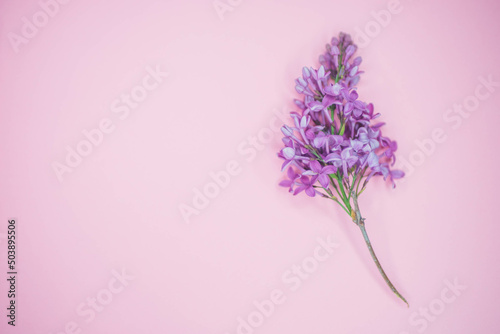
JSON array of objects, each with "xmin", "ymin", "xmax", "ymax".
[{"xmin": 1, "ymin": 0, "xmax": 500, "ymax": 333}]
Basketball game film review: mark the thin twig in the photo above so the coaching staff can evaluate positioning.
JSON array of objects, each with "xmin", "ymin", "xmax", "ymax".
[{"xmin": 351, "ymin": 192, "xmax": 409, "ymax": 307}]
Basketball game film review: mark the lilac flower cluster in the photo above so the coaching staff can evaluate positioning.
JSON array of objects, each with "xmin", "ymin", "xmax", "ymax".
[
  {"xmin": 278, "ymin": 33, "xmax": 404, "ymax": 212},
  {"xmin": 277, "ymin": 35, "xmax": 410, "ymax": 305}
]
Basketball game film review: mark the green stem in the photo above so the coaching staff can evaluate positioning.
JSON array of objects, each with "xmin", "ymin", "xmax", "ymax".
[
  {"xmin": 348, "ymin": 174, "xmax": 357, "ymax": 202},
  {"xmin": 329, "ymin": 196, "xmax": 350, "ymax": 215},
  {"xmin": 336, "ymin": 173, "xmax": 351, "ymax": 212},
  {"xmin": 351, "ymin": 194, "xmax": 409, "ymax": 307},
  {"xmin": 329, "ymin": 105, "xmax": 336, "ymax": 134},
  {"xmin": 315, "ymin": 185, "xmax": 350, "ymax": 215},
  {"xmin": 328, "ymin": 174, "xmax": 343, "ymax": 199},
  {"xmin": 338, "ymin": 121, "xmax": 346, "ymax": 136},
  {"xmin": 355, "ymin": 168, "xmax": 367, "ymax": 196},
  {"xmin": 329, "ymin": 176, "xmax": 345, "ymax": 203}
]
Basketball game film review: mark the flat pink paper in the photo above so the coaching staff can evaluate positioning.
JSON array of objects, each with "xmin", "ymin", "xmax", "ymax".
[{"xmin": 1, "ymin": 0, "xmax": 499, "ymax": 333}]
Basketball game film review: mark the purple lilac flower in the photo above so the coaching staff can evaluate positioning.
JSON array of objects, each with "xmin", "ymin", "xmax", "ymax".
[
  {"xmin": 277, "ymin": 32, "xmax": 408, "ymax": 307},
  {"xmin": 278, "ymin": 33, "xmax": 404, "ymax": 194},
  {"xmin": 303, "ymin": 160, "xmax": 337, "ymax": 188},
  {"xmin": 293, "ymin": 175, "xmax": 318, "ymax": 197},
  {"xmin": 325, "ymin": 148, "xmax": 358, "ymax": 177},
  {"xmin": 279, "ymin": 167, "xmax": 299, "ymax": 193}
]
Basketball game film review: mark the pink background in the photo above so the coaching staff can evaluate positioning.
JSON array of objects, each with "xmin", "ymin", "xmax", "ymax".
[{"xmin": 1, "ymin": 0, "xmax": 500, "ymax": 333}]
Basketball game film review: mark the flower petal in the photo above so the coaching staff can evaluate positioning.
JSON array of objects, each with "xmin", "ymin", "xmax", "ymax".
[
  {"xmin": 318, "ymin": 174, "xmax": 330, "ymax": 188},
  {"xmin": 293, "ymin": 185, "xmax": 306, "ymax": 195},
  {"xmin": 324, "ymin": 153, "xmax": 340, "ymax": 162},
  {"xmin": 305, "ymin": 186, "xmax": 316, "ymax": 197},
  {"xmin": 322, "ymin": 166, "xmax": 337, "ymax": 174},
  {"xmin": 282, "ymin": 147, "xmax": 295, "ymax": 160},
  {"xmin": 310, "ymin": 160, "xmax": 322, "ymax": 173},
  {"xmin": 279, "ymin": 180, "xmax": 292, "ymax": 187},
  {"xmin": 287, "ymin": 167, "xmax": 297, "ymax": 180}
]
